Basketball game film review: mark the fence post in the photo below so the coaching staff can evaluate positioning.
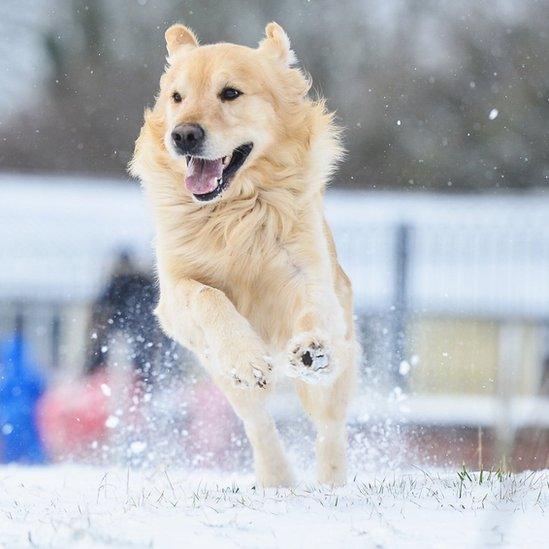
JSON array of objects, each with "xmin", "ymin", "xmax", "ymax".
[
  {"xmin": 51, "ymin": 307, "xmax": 61, "ymax": 369},
  {"xmin": 14, "ymin": 306, "xmax": 25, "ymax": 343},
  {"xmin": 391, "ymin": 223, "xmax": 410, "ymax": 384},
  {"xmin": 495, "ymin": 322, "xmax": 523, "ymax": 470}
]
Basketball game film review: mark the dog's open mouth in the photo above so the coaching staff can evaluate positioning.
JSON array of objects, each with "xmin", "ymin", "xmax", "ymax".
[{"xmin": 185, "ymin": 143, "xmax": 253, "ymax": 202}]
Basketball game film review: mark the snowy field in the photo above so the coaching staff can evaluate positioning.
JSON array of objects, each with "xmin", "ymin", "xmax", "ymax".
[{"xmin": 1, "ymin": 466, "xmax": 547, "ymax": 548}]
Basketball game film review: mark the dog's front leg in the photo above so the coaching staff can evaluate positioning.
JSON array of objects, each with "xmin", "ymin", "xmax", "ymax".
[
  {"xmin": 294, "ymin": 367, "xmax": 355, "ymax": 486},
  {"xmin": 156, "ymin": 278, "xmax": 273, "ymax": 389},
  {"xmin": 156, "ymin": 277, "xmax": 294, "ymax": 487},
  {"xmin": 286, "ymin": 275, "xmax": 347, "ymax": 383}
]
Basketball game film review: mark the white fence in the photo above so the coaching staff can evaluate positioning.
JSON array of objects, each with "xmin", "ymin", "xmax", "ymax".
[
  {"xmin": 2, "ymin": 174, "xmax": 549, "ymax": 318},
  {"xmin": 1, "ymin": 173, "xmax": 549, "ymax": 373}
]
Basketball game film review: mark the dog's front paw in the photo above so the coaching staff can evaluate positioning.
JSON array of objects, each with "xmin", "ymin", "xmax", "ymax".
[
  {"xmin": 219, "ymin": 340, "xmax": 273, "ymax": 390},
  {"xmin": 286, "ymin": 333, "xmax": 333, "ymax": 383}
]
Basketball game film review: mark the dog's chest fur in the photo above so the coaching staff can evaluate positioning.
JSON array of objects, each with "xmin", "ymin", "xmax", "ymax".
[{"xmin": 161, "ymin": 198, "xmax": 312, "ymax": 347}]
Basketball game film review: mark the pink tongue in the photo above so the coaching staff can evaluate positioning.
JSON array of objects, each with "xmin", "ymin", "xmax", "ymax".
[{"xmin": 185, "ymin": 157, "xmax": 223, "ymax": 195}]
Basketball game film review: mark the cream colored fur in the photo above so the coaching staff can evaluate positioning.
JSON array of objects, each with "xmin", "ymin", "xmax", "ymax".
[{"xmin": 130, "ymin": 22, "xmax": 358, "ymax": 487}]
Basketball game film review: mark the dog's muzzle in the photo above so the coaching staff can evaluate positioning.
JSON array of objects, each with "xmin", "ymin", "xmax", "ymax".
[
  {"xmin": 184, "ymin": 143, "xmax": 254, "ymax": 202},
  {"xmin": 171, "ymin": 124, "xmax": 205, "ymax": 155}
]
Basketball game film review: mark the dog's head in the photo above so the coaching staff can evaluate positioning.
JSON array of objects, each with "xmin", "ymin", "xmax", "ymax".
[{"xmin": 132, "ymin": 23, "xmax": 340, "ymax": 205}]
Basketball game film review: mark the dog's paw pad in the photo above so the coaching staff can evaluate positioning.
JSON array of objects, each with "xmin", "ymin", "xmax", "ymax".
[
  {"xmin": 253, "ymin": 367, "xmax": 268, "ymax": 389},
  {"xmin": 230, "ymin": 368, "xmax": 250, "ymax": 388},
  {"xmin": 229, "ymin": 357, "xmax": 271, "ymax": 390},
  {"xmin": 301, "ymin": 350, "xmax": 313, "ymax": 367},
  {"xmin": 287, "ymin": 334, "xmax": 332, "ymax": 383}
]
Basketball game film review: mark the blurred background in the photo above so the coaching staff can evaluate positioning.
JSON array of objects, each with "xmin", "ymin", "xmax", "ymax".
[{"xmin": 0, "ymin": 0, "xmax": 548, "ymax": 473}]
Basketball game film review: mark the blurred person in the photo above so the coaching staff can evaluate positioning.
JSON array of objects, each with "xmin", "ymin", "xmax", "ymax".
[
  {"xmin": 38, "ymin": 250, "xmax": 162, "ymax": 461},
  {"xmin": 86, "ymin": 249, "xmax": 160, "ymax": 388}
]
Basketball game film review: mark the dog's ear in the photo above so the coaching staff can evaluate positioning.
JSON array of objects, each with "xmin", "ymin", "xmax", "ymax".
[
  {"xmin": 258, "ymin": 22, "xmax": 296, "ymax": 66},
  {"xmin": 165, "ymin": 24, "xmax": 199, "ymax": 58}
]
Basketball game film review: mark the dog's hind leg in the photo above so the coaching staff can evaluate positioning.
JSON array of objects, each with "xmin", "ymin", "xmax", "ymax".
[
  {"xmin": 212, "ymin": 374, "xmax": 295, "ymax": 487},
  {"xmin": 291, "ymin": 258, "xmax": 358, "ymax": 486},
  {"xmin": 295, "ymin": 350, "xmax": 356, "ymax": 486}
]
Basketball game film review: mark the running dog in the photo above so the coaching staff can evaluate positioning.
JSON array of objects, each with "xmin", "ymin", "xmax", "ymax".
[{"xmin": 130, "ymin": 22, "xmax": 358, "ymax": 487}]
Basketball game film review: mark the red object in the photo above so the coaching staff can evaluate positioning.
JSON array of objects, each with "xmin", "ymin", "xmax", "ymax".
[
  {"xmin": 37, "ymin": 369, "xmax": 243, "ymax": 466},
  {"xmin": 36, "ymin": 369, "xmax": 110, "ymax": 459},
  {"xmin": 184, "ymin": 379, "xmax": 242, "ymax": 467}
]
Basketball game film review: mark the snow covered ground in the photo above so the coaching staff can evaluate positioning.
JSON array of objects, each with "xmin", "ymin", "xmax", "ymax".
[{"xmin": 0, "ymin": 465, "xmax": 547, "ymax": 548}]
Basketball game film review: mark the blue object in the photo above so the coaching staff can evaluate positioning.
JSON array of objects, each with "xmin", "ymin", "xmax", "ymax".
[{"xmin": 0, "ymin": 332, "xmax": 47, "ymax": 463}]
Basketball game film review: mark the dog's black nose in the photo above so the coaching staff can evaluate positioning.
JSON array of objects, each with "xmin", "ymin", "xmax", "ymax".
[{"xmin": 171, "ymin": 124, "xmax": 205, "ymax": 154}]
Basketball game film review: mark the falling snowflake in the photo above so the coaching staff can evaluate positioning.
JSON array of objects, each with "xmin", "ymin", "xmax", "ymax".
[
  {"xmin": 130, "ymin": 441, "xmax": 147, "ymax": 454},
  {"xmin": 105, "ymin": 415, "xmax": 120, "ymax": 429},
  {"xmin": 399, "ymin": 360, "xmax": 411, "ymax": 376}
]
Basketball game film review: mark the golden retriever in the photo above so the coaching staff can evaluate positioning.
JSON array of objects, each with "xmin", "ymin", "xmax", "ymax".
[{"xmin": 130, "ymin": 22, "xmax": 358, "ymax": 487}]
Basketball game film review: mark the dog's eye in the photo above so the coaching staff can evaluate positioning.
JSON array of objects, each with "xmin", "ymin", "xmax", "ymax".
[
  {"xmin": 172, "ymin": 91, "xmax": 182, "ymax": 103},
  {"xmin": 220, "ymin": 87, "xmax": 242, "ymax": 101}
]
